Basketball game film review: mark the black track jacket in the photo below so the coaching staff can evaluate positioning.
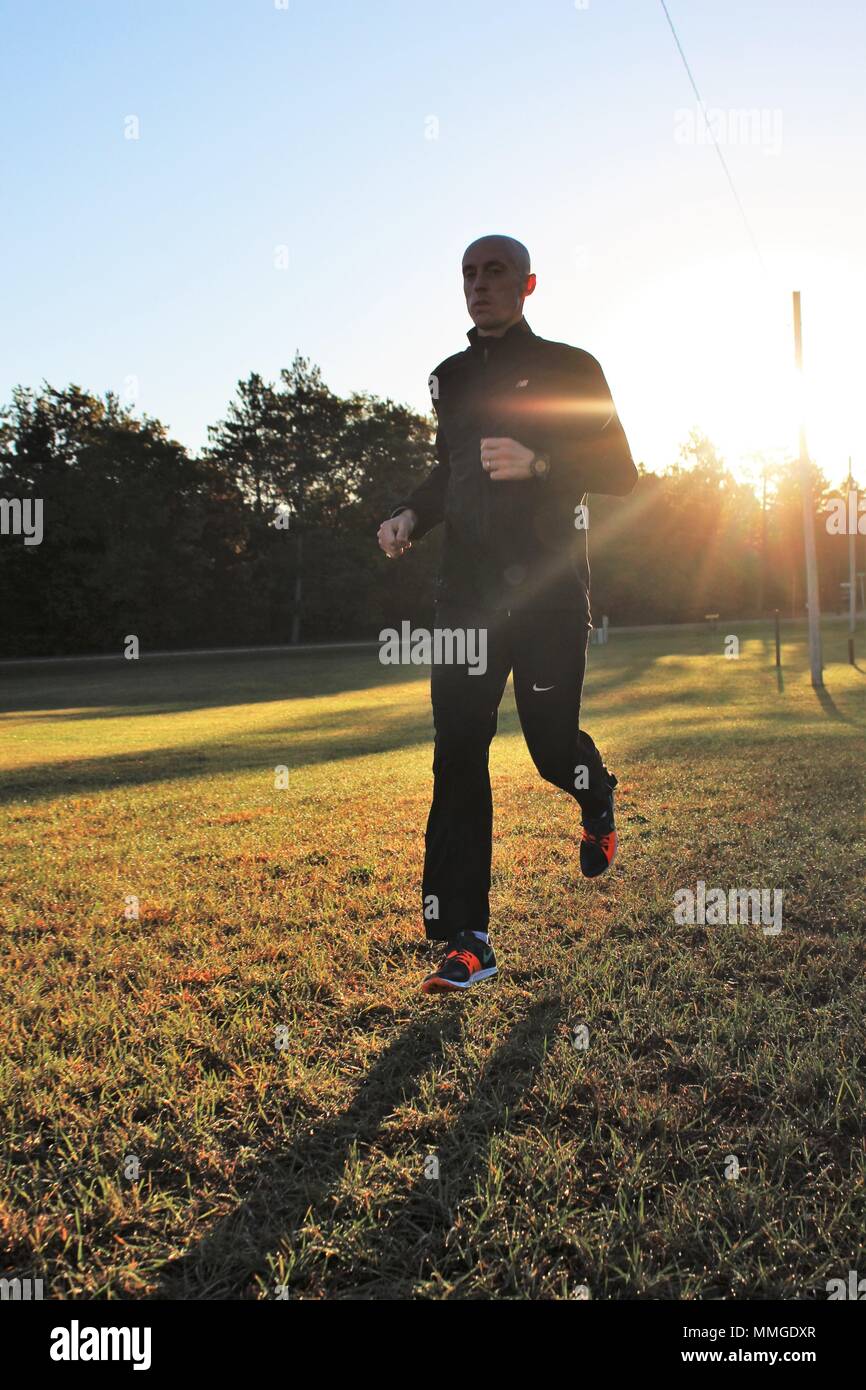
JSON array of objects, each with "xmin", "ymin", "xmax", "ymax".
[{"xmin": 392, "ymin": 317, "xmax": 637, "ymax": 614}]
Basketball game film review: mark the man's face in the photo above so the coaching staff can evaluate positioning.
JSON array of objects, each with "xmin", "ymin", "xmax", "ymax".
[{"xmin": 462, "ymin": 239, "xmax": 532, "ymax": 334}]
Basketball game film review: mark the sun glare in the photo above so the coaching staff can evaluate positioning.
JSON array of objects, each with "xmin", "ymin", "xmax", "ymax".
[{"xmin": 611, "ymin": 249, "xmax": 865, "ymax": 491}]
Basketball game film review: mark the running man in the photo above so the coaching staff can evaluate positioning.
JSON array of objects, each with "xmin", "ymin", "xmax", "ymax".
[{"xmin": 377, "ymin": 235, "xmax": 637, "ymax": 993}]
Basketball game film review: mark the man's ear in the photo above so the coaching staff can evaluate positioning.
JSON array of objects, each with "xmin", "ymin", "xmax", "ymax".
[{"xmin": 524, "ymin": 272, "xmax": 537, "ymax": 297}]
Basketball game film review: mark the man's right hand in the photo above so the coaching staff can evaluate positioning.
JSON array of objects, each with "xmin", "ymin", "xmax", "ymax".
[{"xmin": 377, "ymin": 509, "xmax": 417, "ymax": 559}]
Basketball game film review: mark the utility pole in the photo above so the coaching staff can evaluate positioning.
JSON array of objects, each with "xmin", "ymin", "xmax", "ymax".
[
  {"xmin": 759, "ymin": 462, "xmax": 768, "ymax": 612},
  {"xmin": 792, "ymin": 291, "xmax": 823, "ymax": 688},
  {"xmin": 847, "ymin": 459, "xmax": 857, "ymax": 665}
]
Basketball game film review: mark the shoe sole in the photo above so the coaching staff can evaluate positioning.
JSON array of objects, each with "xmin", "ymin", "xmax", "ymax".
[{"xmin": 421, "ymin": 966, "xmax": 498, "ymax": 994}]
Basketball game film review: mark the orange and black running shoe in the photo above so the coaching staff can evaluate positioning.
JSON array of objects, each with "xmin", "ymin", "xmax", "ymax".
[
  {"xmin": 579, "ymin": 782, "xmax": 618, "ymax": 878},
  {"xmin": 421, "ymin": 932, "xmax": 498, "ymax": 994}
]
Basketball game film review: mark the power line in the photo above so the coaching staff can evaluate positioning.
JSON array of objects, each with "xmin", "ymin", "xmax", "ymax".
[{"xmin": 658, "ymin": 0, "xmax": 768, "ymax": 275}]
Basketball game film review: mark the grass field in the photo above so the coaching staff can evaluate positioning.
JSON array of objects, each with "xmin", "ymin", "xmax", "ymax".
[{"xmin": 1, "ymin": 621, "xmax": 864, "ymax": 1300}]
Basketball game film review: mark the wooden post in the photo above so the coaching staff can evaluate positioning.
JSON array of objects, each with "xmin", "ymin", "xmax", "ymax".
[{"xmin": 848, "ymin": 464, "xmax": 856, "ymax": 665}]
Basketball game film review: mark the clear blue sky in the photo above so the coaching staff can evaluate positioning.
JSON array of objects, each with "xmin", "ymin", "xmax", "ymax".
[{"xmin": 2, "ymin": 0, "xmax": 864, "ymax": 483}]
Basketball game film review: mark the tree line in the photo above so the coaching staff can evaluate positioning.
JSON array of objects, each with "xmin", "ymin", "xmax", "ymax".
[{"xmin": 0, "ymin": 357, "xmax": 859, "ymax": 657}]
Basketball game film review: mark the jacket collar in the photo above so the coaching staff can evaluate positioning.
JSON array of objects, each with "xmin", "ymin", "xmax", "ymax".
[{"xmin": 467, "ymin": 317, "xmax": 534, "ymax": 355}]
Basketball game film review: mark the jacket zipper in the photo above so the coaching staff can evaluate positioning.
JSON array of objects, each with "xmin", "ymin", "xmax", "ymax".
[{"xmin": 479, "ymin": 345, "xmax": 490, "ymax": 544}]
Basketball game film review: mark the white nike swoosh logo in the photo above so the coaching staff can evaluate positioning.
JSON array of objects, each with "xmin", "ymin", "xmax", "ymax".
[{"xmin": 532, "ymin": 684, "xmax": 555, "ymax": 692}]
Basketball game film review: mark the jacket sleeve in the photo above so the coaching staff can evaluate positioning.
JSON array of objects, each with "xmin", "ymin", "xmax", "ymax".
[
  {"xmin": 535, "ymin": 352, "xmax": 637, "ymax": 497},
  {"xmin": 390, "ymin": 399, "xmax": 450, "ymax": 540}
]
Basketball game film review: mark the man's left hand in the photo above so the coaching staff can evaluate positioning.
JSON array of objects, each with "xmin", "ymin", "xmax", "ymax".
[{"xmin": 480, "ymin": 437, "xmax": 536, "ymax": 481}]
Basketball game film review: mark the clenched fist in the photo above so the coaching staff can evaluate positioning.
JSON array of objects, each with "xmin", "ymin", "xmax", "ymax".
[
  {"xmin": 480, "ymin": 436, "xmax": 536, "ymax": 480},
  {"xmin": 377, "ymin": 508, "xmax": 417, "ymax": 559}
]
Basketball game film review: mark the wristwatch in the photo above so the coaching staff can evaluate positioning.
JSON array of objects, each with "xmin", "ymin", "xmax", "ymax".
[{"xmin": 529, "ymin": 451, "xmax": 551, "ymax": 478}]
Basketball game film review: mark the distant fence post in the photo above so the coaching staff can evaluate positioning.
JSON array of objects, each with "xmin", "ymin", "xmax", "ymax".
[{"xmin": 774, "ymin": 609, "xmax": 781, "ymax": 669}]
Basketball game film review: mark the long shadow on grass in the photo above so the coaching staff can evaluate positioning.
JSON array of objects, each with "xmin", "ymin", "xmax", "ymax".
[
  {"xmin": 0, "ymin": 650, "xmax": 423, "ymax": 719},
  {"xmin": 151, "ymin": 996, "xmax": 561, "ymax": 1299},
  {"xmin": 0, "ymin": 720, "xmax": 439, "ymax": 805},
  {"xmin": 0, "ymin": 638, "xmax": 771, "ymax": 807},
  {"xmin": 813, "ymin": 685, "xmax": 857, "ymax": 724},
  {"xmin": 5, "ymin": 633, "xmax": 861, "ymax": 806},
  {"xmin": 4, "ymin": 673, "xmax": 860, "ymax": 807},
  {"xmin": 0, "ymin": 665, "xmax": 666, "ymax": 806},
  {"xmin": 0, "ymin": 631, "xmax": 668, "ymax": 722},
  {"xmin": 342, "ymin": 994, "xmax": 564, "ymax": 1299},
  {"xmin": 152, "ymin": 1007, "xmax": 466, "ymax": 1298},
  {"xmin": 0, "ymin": 623, "xmax": 846, "ymax": 724}
]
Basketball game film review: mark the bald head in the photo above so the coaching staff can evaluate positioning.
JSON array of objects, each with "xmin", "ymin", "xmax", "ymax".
[
  {"xmin": 462, "ymin": 235, "xmax": 536, "ymax": 337},
  {"xmin": 463, "ymin": 235, "xmax": 531, "ymax": 279}
]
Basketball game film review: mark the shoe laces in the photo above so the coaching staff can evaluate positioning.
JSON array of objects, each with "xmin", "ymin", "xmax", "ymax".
[
  {"xmin": 446, "ymin": 947, "xmax": 478, "ymax": 970},
  {"xmin": 581, "ymin": 825, "xmax": 615, "ymax": 850}
]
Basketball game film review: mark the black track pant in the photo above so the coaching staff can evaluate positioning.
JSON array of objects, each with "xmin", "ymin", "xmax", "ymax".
[{"xmin": 421, "ymin": 603, "xmax": 614, "ymax": 942}]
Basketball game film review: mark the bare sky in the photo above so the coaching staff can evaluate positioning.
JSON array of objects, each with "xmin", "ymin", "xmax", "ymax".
[{"xmin": 3, "ymin": 0, "xmax": 864, "ymax": 484}]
